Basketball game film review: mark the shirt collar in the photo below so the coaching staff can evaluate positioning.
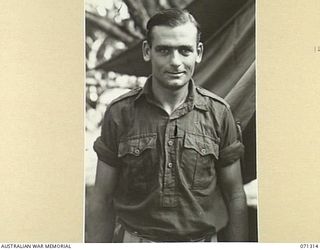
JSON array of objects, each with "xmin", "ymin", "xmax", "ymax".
[
  {"xmin": 190, "ymin": 79, "xmax": 209, "ymax": 111},
  {"xmin": 134, "ymin": 76, "xmax": 153, "ymax": 101},
  {"xmin": 135, "ymin": 76, "xmax": 208, "ymax": 112}
]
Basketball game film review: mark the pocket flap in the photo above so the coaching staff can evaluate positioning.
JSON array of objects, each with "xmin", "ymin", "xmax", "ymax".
[
  {"xmin": 184, "ymin": 133, "xmax": 219, "ymax": 159},
  {"xmin": 118, "ymin": 134, "xmax": 157, "ymax": 157}
]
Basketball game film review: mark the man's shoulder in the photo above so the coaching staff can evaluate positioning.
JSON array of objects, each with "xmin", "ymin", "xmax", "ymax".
[
  {"xmin": 109, "ymin": 87, "xmax": 142, "ymax": 107},
  {"xmin": 196, "ymin": 86, "xmax": 230, "ymax": 109}
]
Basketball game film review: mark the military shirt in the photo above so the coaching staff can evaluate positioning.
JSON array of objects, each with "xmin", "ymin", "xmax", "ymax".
[{"xmin": 94, "ymin": 77, "xmax": 244, "ymax": 241}]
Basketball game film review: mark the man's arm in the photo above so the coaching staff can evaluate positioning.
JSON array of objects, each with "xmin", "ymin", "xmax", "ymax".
[
  {"xmin": 217, "ymin": 159, "xmax": 248, "ymax": 241},
  {"xmin": 244, "ymin": 179, "xmax": 257, "ymax": 209},
  {"xmin": 86, "ymin": 160, "xmax": 119, "ymax": 242}
]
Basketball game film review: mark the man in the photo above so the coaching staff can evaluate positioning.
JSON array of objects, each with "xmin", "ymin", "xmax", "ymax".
[{"xmin": 88, "ymin": 8, "xmax": 248, "ymax": 242}]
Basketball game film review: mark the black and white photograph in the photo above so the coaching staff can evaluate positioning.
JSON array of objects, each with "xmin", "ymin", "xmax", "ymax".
[
  {"xmin": 85, "ymin": 0, "xmax": 257, "ymax": 242},
  {"xmin": 3, "ymin": 0, "xmax": 320, "ymax": 244}
]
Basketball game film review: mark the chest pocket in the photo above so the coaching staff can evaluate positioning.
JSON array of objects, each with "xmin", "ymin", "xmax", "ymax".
[
  {"xmin": 118, "ymin": 134, "xmax": 157, "ymax": 195},
  {"xmin": 180, "ymin": 133, "xmax": 219, "ymax": 189}
]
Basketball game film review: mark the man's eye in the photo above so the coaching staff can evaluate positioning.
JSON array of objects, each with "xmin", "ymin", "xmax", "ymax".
[
  {"xmin": 180, "ymin": 49, "xmax": 192, "ymax": 56},
  {"xmin": 159, "ymin": 49, "xmax": 169, "ymax": 54}
]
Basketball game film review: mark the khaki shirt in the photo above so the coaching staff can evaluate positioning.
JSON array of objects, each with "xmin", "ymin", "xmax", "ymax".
[{"xmin": 94, "ymin": 78, "xmax": 244, "ymax": 241}]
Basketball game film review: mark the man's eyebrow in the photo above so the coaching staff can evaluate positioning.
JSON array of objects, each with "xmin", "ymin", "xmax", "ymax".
[
  {"xmin": 155, "ymin": 45, "xmax": 194, "ymax": 50},
  {"xmin": 155, "ymin": 45, "xmax": 171, "ymax": 49},
  {"xmin": 179, "ymin": 45, "xmax": 194, "ymax": 51}
]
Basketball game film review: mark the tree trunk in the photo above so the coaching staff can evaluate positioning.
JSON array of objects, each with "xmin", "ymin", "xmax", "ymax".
[
  {"xmin": 141, "ymin": 0, "xmax": 162, "ymax": 17},
  {"xmin": 86, "ymin": 11, "xmax": 137, "ymax": 45},
  {"xmin": 123, "ymin": 0, "xmax": 150, "ymax": 34},
  {"xmin": 167, "ymin": 0, "xmax": 194, "ymax": 9}
]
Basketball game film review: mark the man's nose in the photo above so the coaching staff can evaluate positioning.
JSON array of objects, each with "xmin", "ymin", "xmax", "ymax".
[{"xmin": 169, "ymin": 50, "xmax": 182, "ymax": 67}]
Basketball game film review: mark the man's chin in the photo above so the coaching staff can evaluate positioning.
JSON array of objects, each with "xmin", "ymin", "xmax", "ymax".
[
  {"xmin": 165, "ymin": 78, "xmax": 189, "ymax": 89},
  {"xmin": 165, "ymin": 82, "xmax": 188, "ymax": 91},
  {"xmin": 153, "ymin": 75, "xmax": 190, "ymax": 90}
]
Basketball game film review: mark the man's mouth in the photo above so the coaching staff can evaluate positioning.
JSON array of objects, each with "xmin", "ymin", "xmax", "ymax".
[{"xmin": 166, "ymin": 71, "xmax": 185, "ymax": 77}]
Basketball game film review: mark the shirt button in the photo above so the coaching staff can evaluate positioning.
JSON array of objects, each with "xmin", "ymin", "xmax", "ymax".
[
  {"xmin": 168, "ymin": 140, "xmax": 174, "ymax": 146},
  {"xmin": 201, "ymin": 149, "xmax": 206, "ymax": 154},
  {"xmin": 134, "ymin": 149, "xmax": 140, "ymax": 155},
  {"xmin": 168, "ymin": 163, "xmax": 173, "ymax": 168}
]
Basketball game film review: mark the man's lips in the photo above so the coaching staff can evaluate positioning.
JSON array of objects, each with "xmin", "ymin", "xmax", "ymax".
[{"xmin": 166, "ymin": 71, "xmax": 185, "ymax": 76}]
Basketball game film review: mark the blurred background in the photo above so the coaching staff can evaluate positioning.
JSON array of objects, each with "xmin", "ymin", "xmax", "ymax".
[{"xmin": 85, "ymin": 0, "xmax": 256, "ymax": 241}]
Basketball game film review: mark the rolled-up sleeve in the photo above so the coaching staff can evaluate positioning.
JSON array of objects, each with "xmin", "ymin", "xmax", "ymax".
[
  {"xmin": 93, "ymin": 106, "xmax": 119, "ymax": 168},
  {"xmin": 217, "ymin": 107, "xmax": 244, "ymax": 168}
]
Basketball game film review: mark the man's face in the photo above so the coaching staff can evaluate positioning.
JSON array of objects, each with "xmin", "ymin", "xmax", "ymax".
[{"xmin": 142, "ymin": 23, "xmax": 203, "ymax": 90}]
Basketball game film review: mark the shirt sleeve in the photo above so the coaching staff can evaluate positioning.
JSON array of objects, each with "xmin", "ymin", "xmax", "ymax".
[
  {"xmin": 93, "ymin": 106, "xmax": 119, "ymax": 167},
  {"xmin": 217, "ymin": 106, "xmax": 245, "ymax": 168}
]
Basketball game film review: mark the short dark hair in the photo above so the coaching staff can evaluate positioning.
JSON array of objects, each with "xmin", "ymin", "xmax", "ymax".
[{"xmin": 146, "ymin": 8, "xmax": 201, "ymax": 46}]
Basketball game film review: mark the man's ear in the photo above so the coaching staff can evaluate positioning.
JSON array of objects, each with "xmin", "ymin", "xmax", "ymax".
[
  {"xmin": 142, "ymin": 40, "xmax": 151, "ymax": 62},
  {"xmin": 196, "ymin": 42, "xmax": 204, "ymax": 63}
]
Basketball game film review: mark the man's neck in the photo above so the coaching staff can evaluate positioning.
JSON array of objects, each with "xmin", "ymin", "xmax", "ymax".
[{"xmin": 151, "ymin": 79, "xmax": 189, "ymax": 116}]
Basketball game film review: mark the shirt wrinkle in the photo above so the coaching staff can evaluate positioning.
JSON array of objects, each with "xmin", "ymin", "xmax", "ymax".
[{"xmin": 93, "ymin": 76, "xmax": 244, "ymax": 241}]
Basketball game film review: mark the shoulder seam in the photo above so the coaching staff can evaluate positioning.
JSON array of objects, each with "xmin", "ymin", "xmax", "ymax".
[
  {"xmin": 196, "ymin": 87, "xmax": 230, "ymax": 108},
  {"xmin": 109, "ymin": 87, "xmax": 142, "ymax": 106}
]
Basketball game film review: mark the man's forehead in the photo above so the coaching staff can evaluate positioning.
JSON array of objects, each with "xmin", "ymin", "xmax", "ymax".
[
  {"xmin": 152, "ymin": 23, "xmax": 197, "ymax": 34},
  {"xmin": 151, "ymin": 23, "xmax": 198, "ymax": 44}
]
